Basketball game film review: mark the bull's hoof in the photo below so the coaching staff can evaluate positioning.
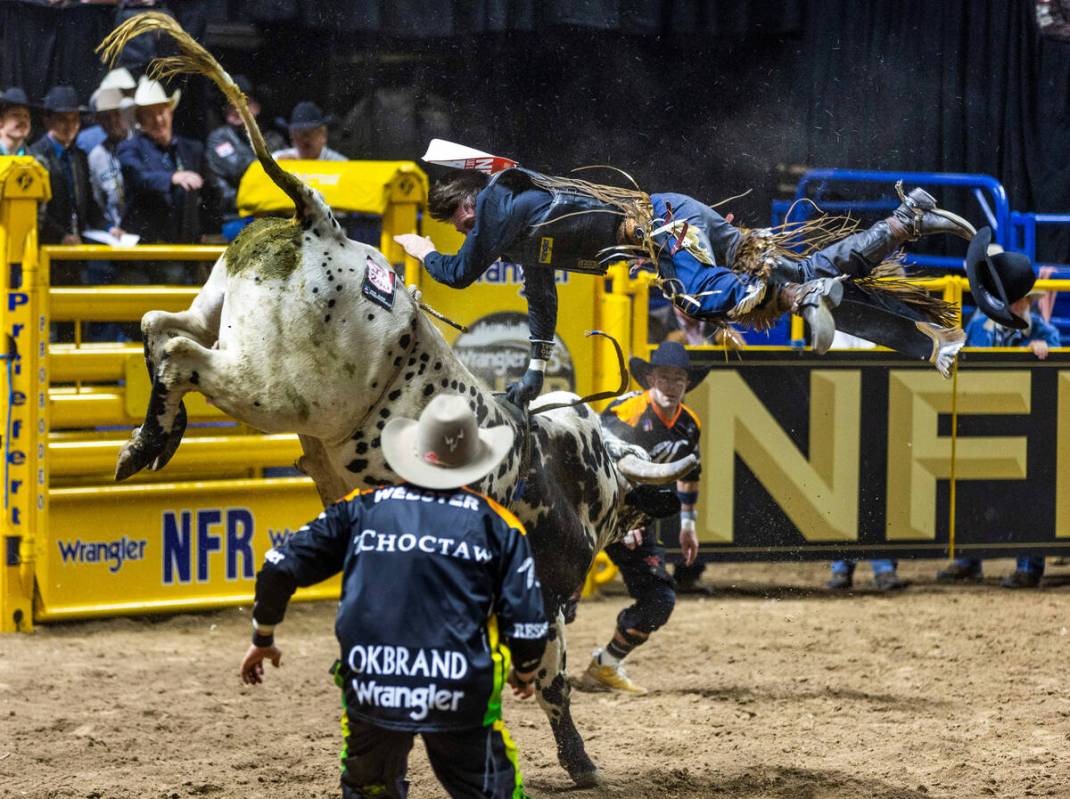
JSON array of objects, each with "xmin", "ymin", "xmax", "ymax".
[
  {"xmin": 569, "ymin": 768, "xmax": 603, "ymax": 788},
  {"xmin": 116, "ymin": 443, "xmax": 151, "ymax": 481},
  {"xmin": 151, "ymin": 402, "xmax": 187, "ymax": 471},
  {"xmin": 115, "ymin": 428, "xmax": 165, "ymax": 482}
]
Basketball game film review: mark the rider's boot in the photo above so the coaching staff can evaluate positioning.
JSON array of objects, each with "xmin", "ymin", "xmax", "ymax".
[
  {"xmin": 774, "ymin": 277, "xmax": 845, "ymax": 355},
  {"xmin": 890, "ymin": 181, "xmax": 976, "ymax": 242}
]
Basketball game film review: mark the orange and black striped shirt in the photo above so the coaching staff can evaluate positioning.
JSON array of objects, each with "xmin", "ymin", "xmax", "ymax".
[{"xmin": 601, "ymin": 390, "xmax": 701, "ymax": 482}]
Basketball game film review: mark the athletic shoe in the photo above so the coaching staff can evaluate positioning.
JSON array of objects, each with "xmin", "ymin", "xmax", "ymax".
[
  {"xmin": 826, "ymin": 572, "xmax": 853, "ymax": 591},
  {"xmin": 1000, "ymin": 570, "xmax": 1042, "ymax": 589},
  {"xmin": 574, "ymin": 654, "xmax": 647, "ymax": 695},
  {"xmin": 873, "ymin": 571, "xmax": 907, "ymax": 592}
]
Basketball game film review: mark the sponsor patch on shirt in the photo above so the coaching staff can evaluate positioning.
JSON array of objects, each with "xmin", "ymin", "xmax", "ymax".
[
  {"xmin": 538, "ymin": 236, "xmax": 553, "ymax": 264},
  {"xmin": 213, "ymin": 140, "xmax": 235, "ymax": 158},
  {"xmin": 362, "ymin": 256, "xmax": 396, "ymax": 311}
]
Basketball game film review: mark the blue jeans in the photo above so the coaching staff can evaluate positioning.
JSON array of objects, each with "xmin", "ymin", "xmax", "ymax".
[
  {"xmin": 952, "ymin": 556, "xmax": 1045, "ymax": 576},
  {"xmin": 650, "ymin": 193, "xmax": 899, "ymax": 320},
  {"xmin": 831, "ymin": 559, "xmax": 897, "ymax": 575}
]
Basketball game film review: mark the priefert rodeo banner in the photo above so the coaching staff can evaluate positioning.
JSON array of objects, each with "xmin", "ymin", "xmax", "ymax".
[{"xmin": 678, "ymin": 348, "xmax": 1070, "ymax": 562}]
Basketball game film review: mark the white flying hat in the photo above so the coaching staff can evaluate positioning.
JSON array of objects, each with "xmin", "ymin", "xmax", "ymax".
[{"xmin": 421, "ymin": 138, "xmax": 518, "ymax": 174}]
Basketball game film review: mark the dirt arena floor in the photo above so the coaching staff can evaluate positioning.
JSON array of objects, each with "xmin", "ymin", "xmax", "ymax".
[{"xmin": 4, "ymin": 558, "xmax": 1070, "ymax": 799}]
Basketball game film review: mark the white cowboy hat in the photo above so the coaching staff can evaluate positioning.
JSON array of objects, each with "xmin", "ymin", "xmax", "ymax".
[
  {"xmin": 91, "ymin": 87, "xmax": 129, "ymax": 113},
  {"xmin": 133, "ymin": 76, "xmax": 180, "ymax": 109},
  {"xmin": 381, "ymin": 393, "xmax": 514, "ymax": 490},
  {"xmin": 99, "ymin": 67, "xmax": 137, "ymax": 92}
]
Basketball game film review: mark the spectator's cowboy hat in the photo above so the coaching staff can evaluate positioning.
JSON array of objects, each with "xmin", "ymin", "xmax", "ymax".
[
  {"xmin": 966, "ymin": 226, "xmax": 1036, "ymax": 330},
  {"xmin": 0, "ymin": 87, "xmax": 30, "ymax": 112},
  {"xmin": 40, "ymin": 86, "xmax": 88, "ymax": 114},
  {"xmin": 381, "ymin": 393, "xmax": 514, "ymax": 490},
  {"xmin": 133, "ymin": 76, "xmax": 180, "ymax": 109},
  {"xmin": 276, "ymin": 101, "xmax": 335, "ymax": 131},
  {"xmin": 91, "ymin": 86, "xmax": 133, "ymax": 113},
  {"xmin": 629, "ymin": 341, "xmax": 710, "ymax": 393},
  {"xmin": 98, "ymin": 67, "xmax": 137, "ymax": 92},
  {"xmin": 230, "ymin": 74, "xmax": 258, "ymax": 103}
]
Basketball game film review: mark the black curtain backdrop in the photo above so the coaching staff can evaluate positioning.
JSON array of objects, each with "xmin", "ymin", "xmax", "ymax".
[{"xmin": 3, "ymin": 0, "xmax": 1068, "ymax": 253}]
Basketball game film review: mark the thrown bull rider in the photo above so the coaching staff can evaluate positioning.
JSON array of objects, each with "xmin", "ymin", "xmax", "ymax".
[{"xmin": 395, "ymin": 167, "xmax": 983, "ymax": 405}]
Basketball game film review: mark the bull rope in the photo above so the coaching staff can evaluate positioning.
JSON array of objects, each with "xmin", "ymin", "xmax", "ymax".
[{"xmin": 527, "ymin": 330, "xmax": 629, "ymax": 415}]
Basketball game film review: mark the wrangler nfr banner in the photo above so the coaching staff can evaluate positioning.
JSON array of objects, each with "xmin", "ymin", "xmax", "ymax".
[{"xmin": 679, "ymin": 348, "xmax": 1070, "ymax": 561}]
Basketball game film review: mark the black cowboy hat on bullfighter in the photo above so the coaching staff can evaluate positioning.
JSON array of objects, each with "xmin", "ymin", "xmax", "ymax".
[
  {"xmin": 966, "ymin": 227, "xmax": 1036, "ymax": 330},
  {"xmin": 628, "ymin": 341, "xmax": 710, "ymax": 394}
]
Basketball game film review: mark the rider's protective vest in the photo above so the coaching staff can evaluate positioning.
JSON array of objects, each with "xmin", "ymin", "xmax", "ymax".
[{"xmin": 493, "ymin": 167, "xmax": 621, "ymax": 275}]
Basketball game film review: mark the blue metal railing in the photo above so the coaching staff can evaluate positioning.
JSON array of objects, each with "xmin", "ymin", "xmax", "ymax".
[{"xmin": 1009, "ymin": 211, "xmax": 1070, "ymax": 270}]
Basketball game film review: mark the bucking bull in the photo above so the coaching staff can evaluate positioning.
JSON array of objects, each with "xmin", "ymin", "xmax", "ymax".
[{"xmin": 101, "ymin": 15, "xmax": 695, "ymax": 786}]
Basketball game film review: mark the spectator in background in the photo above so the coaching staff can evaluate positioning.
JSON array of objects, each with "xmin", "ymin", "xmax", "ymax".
[
  {"xmin": 206, "ymin": 75, "xmax": 284, "ymax": 240},
  {"xmin": 272, "ymin": 101, "xmax": 345, "ymax": 161},
  {"xmin": 119, "ymin": 77, "xmax": 218, "ymax": 253},
  {"xmin": 83, "ymin": 82, "xmax": 144, "ymax": 340},
  {"xmin": 29, "ymin": 86, "xmax": 101, "ymax": 247},
  {"xmin": 961, "ymin": 292, "xmax": 1061, "ymax": 359},
  {"xmin": 937, "ymin": 293, "xmax": 1061, "ymax": 589},
  {"xmin": 828, "ymin": 558, "xmax": 904, "ymax": 592},
  {"xmin": 86, "ymin": 86, "xmax": 132, "ymax": 239},
  {"xmin": 0, "ymin": 87, "xmax": 32, "ymax": 156},
  {"xmin": 77, "ymin": 68, "xmax": 136, "ymax": 154}
]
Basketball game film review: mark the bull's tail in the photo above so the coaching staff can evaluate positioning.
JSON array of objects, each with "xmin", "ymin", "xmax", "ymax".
[{"xmin": 98, "ymin": 13, "xmax": 324, "ymax": 222}]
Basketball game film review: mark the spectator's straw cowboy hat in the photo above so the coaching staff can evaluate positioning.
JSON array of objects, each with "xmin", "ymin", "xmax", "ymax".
[
  {"xmin": 133, "ymin": 76, "xmax": 180, "ymax": 109},
  {"xmin": 0, "ymin": 87, "xmax": 30, "ymax": 112},
  {"xmin": 276, "ymin": 101, "xmax": 335, "ymax": 131},
  {"xmin": 40, "ymin": 86, "xmax": 88, "ymax": 114},
  {"xmin": 381, "ymin": 394, "xmax": 514, "ymax": 490},
  {"xmin": 629, "ymin": 341, "xmax": 711, "ymax": 394},
  {"xmin": 966, "ymin": 226, "xmax": 1036, "ymax": 330}
]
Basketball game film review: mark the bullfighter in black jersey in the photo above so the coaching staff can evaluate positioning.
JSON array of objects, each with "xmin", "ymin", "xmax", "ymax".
[
  {"xmin": 573, "ymin": 342, "xmax": 708, "ymax": 695},
  {"xmin": 240, "ymin": 394, "xmax": 547, "ymax": 799}
]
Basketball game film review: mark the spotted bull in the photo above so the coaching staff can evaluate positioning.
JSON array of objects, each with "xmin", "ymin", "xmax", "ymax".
[{"xmin": 102, "ymin": 14, "xmax": 695, "ymax": 787}]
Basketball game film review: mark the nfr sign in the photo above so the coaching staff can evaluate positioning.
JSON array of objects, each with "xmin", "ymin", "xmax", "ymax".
[
  {"xmin": 162, "ymin": 508, "xmax": 256, "ymax": 584},
  {"xmin": 685, "ymin": 349, "xmax": 1070, "ymax": 561}
]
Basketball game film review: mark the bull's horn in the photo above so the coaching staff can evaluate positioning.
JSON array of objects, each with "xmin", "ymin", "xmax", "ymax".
[{"xmin": 617, "ymin": 453, "xmax": 698, "ymax": 485}]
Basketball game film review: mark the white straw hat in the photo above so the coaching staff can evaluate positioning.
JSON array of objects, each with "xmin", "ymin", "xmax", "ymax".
[
  {"xmin": 133, "ymin": 76, "xmax": 180, "ymax": 109},
  {"xmin": 99, "ymin": 67, "xmax": 136, "ymax": 91}
]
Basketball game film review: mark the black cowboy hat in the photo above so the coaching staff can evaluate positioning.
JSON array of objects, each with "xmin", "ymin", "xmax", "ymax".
[
  {"xmin": 629, "ymin": 341, "xmax": 711, "ymax": 393},
  {"xmin": 966, "ymin": 227, "xmax": 1036, "ymax": 330},
  {"xmin": 276, "ymin": 100, "xmax": 335, "ymax": 131},
  {"xmin": 41, "ymin": 86, "xmax": 87, "ymax": 114},
  {"xmin": 0, "ymin": 87, "xmax": 30, "ymax": 111}
]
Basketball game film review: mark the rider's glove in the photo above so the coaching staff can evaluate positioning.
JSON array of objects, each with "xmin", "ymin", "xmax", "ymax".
[{"xmin": 505, "ymin": 339, "xmax": 554, "ymax": 407}]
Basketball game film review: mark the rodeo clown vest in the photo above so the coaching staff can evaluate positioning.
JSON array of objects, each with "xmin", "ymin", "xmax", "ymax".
[{"xmin": 492, "ymin": 167, "xmax": 621, "ymax": 276}]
